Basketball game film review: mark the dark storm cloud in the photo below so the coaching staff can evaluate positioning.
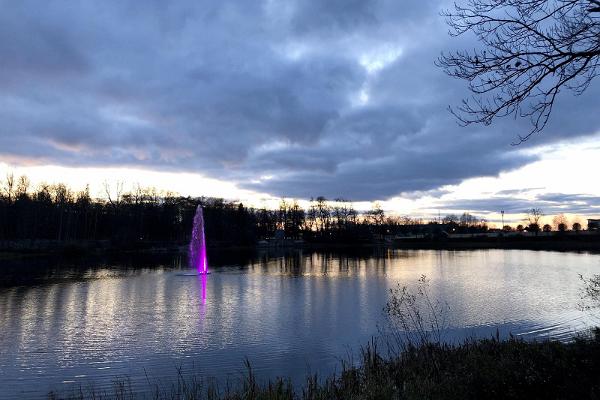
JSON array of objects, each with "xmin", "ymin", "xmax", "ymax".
[
  {"xmin": 0, "ymin": 0, "xmax": 598, "ymax": 200},
  {"xmin": 290, "ymin": 0, "xmax": 378, "ymax": 33}
]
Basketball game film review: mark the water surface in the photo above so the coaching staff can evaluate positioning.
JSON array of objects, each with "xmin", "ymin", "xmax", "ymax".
[{"xmin": 0, "ymin": 249, "xmax": 598, "ymax": 398}]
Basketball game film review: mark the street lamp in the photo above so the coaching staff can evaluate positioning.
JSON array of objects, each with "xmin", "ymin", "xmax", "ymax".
[{"xmin": 501, "ymin": 210, "xmax": 505, "ymax": 229}]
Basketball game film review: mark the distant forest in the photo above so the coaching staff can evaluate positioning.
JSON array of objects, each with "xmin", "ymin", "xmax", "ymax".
[{"xmin": 0, "ymin": 174, "xmax": 491, "ymax": 247}]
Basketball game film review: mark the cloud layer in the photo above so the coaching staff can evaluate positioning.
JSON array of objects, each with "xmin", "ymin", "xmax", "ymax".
[{"xmin": 1, "ymin": 0, "xmax": 598, "ymax": 200}]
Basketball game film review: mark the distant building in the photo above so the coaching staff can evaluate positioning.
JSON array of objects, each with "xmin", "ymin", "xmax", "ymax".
[{"xmin": 588, "ymin": 219, "xmax": 600, "ymax": 231}]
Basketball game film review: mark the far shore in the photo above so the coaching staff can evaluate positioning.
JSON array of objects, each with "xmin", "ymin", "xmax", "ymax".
[
  {"xmin": 392, "ymin": 235, "xmax": 600, "ymax": 252},
  {"xmin": 1, "ymin": 233, "xmax": 600, "ymax": 259}
]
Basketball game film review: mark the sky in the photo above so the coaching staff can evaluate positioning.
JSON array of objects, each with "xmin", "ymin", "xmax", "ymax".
[{"xmin": 0, "ymin": 0, "xmax": 599, "ymax": 226}]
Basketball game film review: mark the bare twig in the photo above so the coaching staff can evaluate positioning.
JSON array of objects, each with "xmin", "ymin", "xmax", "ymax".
[{"xmin": 438, "ymin": 0, "xmax": 600, "ymax": 141}]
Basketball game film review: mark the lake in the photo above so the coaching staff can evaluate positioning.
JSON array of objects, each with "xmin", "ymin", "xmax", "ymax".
[{"xmin": 0, "ymin": 248, "xmax": 599, "ymax": 399}]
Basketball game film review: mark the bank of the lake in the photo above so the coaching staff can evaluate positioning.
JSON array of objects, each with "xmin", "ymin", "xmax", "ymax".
[
  {"xmin": 52, "ymin": 330, "xmax": 600, "ymax": 400},
  {"xmin": 393, "ymin": 234, "xmax": 600, "ymax": 252},
  {"xmin": 2, "ymin": 232, "xmax": 600, "ymax": 258}
]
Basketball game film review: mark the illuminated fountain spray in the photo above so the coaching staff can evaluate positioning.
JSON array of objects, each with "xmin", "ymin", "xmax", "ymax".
[{"xmin": 189, "ymin": 205, "xmax": 208, "ymax": 275}]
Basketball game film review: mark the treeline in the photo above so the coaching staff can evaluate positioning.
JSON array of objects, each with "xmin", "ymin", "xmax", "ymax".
[
  {"xmin": 0, "ymin": 175, "xmax": 438, "ymax": 247},
  {"xmin": 441, "ymin": 212, "xmax": 490, "ymax": 233},
  {"xmin": 0, "ymin": 176, "xmax": 258, "ymax": 246}
]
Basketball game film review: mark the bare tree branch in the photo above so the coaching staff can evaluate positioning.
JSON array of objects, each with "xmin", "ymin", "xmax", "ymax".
[
  {"xmin": 103, "ymin": 180, "xmax": 124, "ymax": 207},
  {"xmin": 438, "ymin": 0, "xmax": 600, "ymax": 142}
]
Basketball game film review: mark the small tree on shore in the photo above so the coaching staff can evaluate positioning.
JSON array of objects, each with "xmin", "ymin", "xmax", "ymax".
[
  {"xmin": 526, "ymin": 208, "xmax": 543, "ymax": 235},
  {"xmin": 553, "ymin": 214, "xmax": 569, "ymax": 231},
  {"xmin": 516, "ymin": 224, "xmax": 524, "ymax": 232},
  {"xmin": 543, "ymin": 224, "xmax": 552, "ymax": 232},
  {"xmin": 527, "ymin": 208, "xmax": 543, "ymax": 225},
  {"xmin": 558, "ymin": 223, "xmax": 568, "ymax": 232}
]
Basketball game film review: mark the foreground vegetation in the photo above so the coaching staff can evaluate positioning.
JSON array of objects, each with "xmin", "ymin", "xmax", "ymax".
[{"xmin": 51, "ymin": 330, "xmax": 600, "ymax": 400}]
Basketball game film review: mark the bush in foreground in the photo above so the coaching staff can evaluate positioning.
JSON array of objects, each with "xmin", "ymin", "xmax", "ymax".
[{"xmin": 50, "ymin": 329, "xmax": 600, "ymax": 400}]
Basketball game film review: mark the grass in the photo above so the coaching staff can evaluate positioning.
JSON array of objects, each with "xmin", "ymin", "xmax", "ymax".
[{"xmin": 48, "ymin": 331, "xmax": 600, "ymax": 400}]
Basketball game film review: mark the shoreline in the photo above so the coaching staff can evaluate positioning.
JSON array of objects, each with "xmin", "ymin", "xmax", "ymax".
[
  {"xmin": 2, "ymin": 236, "xmax": 600, "ymax": 259},
  {"xmin": 392, "ymin": 232, "xmax": 600, "ymax": 252}
]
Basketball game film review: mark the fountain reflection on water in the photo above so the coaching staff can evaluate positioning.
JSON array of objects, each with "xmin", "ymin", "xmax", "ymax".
[{"xmin": 200, "ymin": 272, "xmax": 207, "ymax": 305}]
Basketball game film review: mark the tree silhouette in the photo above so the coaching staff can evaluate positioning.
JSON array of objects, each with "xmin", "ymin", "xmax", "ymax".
[
  {"xmin": 517, "ymin": 224, "xmax": 525, "ymax": 232},
  {"xmin": 552, "ymin": 213, "xmax": 569, "ymax": 230},
  {"xmin": 439, "ymin": 0, "xmax": 600, "ymax": 142},
  {"xmin": 1, "ymin": 176, "xmax": 415, "ymax": 247},
  {"xmin": 527, "ymin": 208, "xmax": 543, "ymax": 224}
]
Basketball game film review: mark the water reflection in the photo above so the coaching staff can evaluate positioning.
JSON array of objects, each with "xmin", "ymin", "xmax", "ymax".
[
  {"xmin": 200, "ymin": 273, "xmax": 207, "ymax": 305},
  {"xmin": 0, "ymin": 249, "xmax": 598, "ymax": 399}
]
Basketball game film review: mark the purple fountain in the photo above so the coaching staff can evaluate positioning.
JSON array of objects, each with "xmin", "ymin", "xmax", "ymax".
[{"xmin": 189, "ymin": 205, "xmax": 209, "ymax": 274}]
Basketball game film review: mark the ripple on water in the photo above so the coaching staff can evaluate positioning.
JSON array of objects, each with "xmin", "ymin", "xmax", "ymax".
[{"xmin": 0, "ymin": 249, "xmax": 598, "ymax": 399}]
